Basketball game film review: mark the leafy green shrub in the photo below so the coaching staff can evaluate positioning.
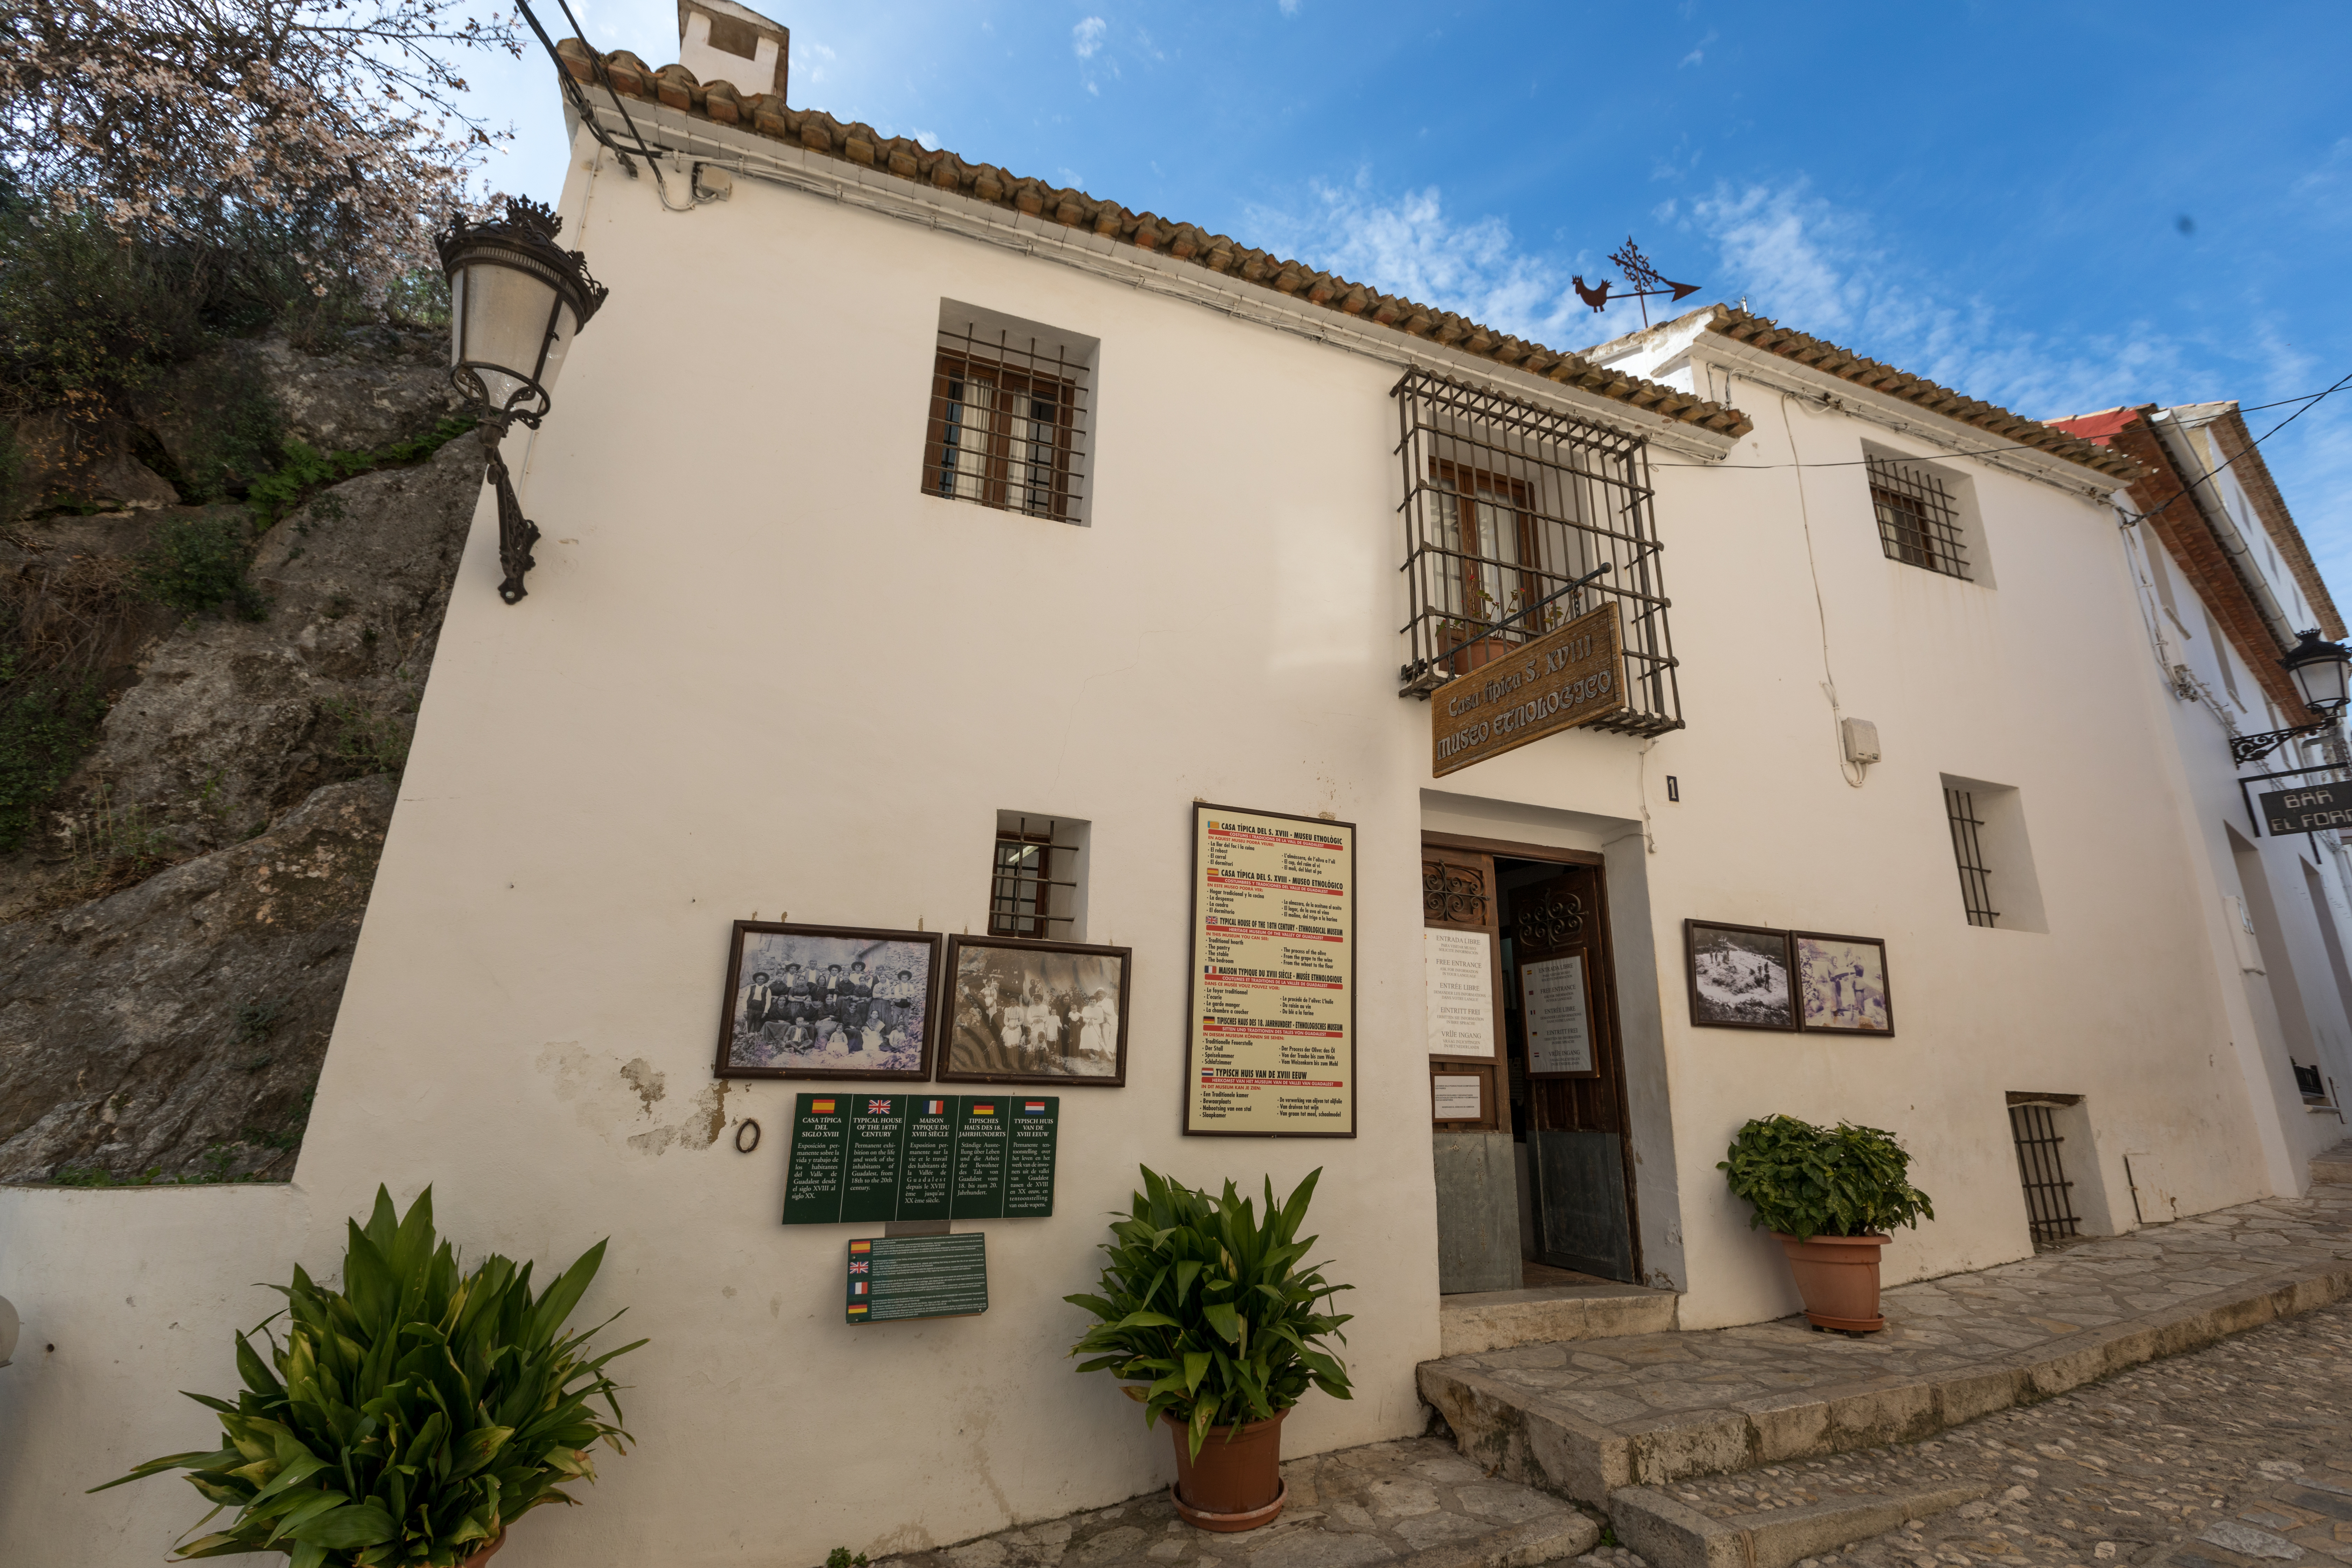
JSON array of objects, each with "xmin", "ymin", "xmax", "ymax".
[
  {"xmin": 167, "ymin": 357, "xmax": 287, "ymax": 502},
  {"xmin": 1067, "ymin": 1166, "xmax": 1352, "ymax": 1459},
  {"xmin": 136, "ymin": 512, "xmax": 268, "ymax": 620},
  {"xmin": 0, "ymin": 204, "xmax": 200, "ymax": 418},
  {"xmin": 94, "ymin": 1185, "xmax": 644, "ymax": 1566},
  {"xmin": 247, "ymin": 417, "xmax": 474, "ymax": 529},
  {"xmin": 319, "ymin": 694, "xmax": 412, "ymax": 776},
  {"xmin": 0, "ymin": 660, "xmax": 106, "ymax": 852},
  {"xmin": 1718, "ymin": 1114, "xmax": 1935, "ymax": 1241}
]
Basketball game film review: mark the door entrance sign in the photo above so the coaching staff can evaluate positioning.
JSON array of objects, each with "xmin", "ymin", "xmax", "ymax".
[
  {"xmin": 2257, "ymin": 782, "xmax": 2352, "ymax": 836},
  {"xmin": 784, "ymin": 1093, "xmax": 1057, "ymax": 1223},
  {"xmin": 845, "ymin": 1233, "xmax": 988, "ymax": 1323},
  {"xmin": 1185, "ymin": 804, "xmax": 1357, "ymax": 1136},
  {"xmin": 1431, "ymin": 602, "xmax": 1627, "ymax": 777}
]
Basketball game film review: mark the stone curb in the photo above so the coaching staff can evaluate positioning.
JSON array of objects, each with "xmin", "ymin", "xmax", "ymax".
[
  {"xmin": 1439, "ymin": 1286, "xmax": 1681, "ymax": 1358},
  {"xmin": 1418, "ymin": 1256, "xmax": 2352, "ymax": 1503},
  {"xmin": 1392, "ymin": 1512, "xmax": 1601, "ymax": 1568},
  {"xmin": 1606, "ymin": 1482, "xmax": 1991, "ymax": 1568}
]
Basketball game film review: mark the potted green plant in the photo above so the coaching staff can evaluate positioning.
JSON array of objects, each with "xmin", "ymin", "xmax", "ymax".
[
  {"xmin": 1066, "ymin": 1166, "xmax": 1352, "ymax": 1532},
  {"xmin": 94, "ymin": 1186, "xmax": 644, "ymax": 1566},
  {"xmin": 1718, "ymin": 1114, "xmax": 1935, "ymax": 1332}
]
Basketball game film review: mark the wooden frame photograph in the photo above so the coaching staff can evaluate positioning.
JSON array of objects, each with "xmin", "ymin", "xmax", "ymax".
[
  {"xmin": 712, "ymin": 921, "xmax": 943, "ymax": 1081},
  {"xmin": 1792, "ymin": 931, "xmax": 1895, "ymax": 1037},
  {"xmin": 1684, "ymin": 919, "xmax": 1798, "ymax": 1031},
  {"xmin": 937, "ymin": 934, "xmax": 1132, "ymax": 1086}
]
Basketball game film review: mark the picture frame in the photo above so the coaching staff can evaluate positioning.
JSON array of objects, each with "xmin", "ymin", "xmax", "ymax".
[
  {"xmin": 1792, "ymin": 931, "xmax": 1895, "ymax": 1037},
  {"xmin": 937, "ymin": 934, "xmax": 1132, "ymax": 1086},
  {"xmin": 712, "ymin": 921, "xmax": 944, "ymax": 1081},
  {"xmin": 1684, "ymin": 919, "xmax": 1798, "ymax": 1031}
]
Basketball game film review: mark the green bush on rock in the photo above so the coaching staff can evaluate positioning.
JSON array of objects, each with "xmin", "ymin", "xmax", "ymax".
[{"xmin": 93, "ymin": 1185, "xmax": 644, "ymax": 1567}]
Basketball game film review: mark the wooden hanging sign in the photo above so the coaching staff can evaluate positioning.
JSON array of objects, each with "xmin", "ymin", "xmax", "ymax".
[{"xmin": 1431, "ymin": 602, "xmax": 1627, "ymax": 777}]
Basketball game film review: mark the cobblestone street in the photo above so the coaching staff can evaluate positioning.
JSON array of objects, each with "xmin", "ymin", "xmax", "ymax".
[{"xmin": 1657, "ymin": 1290, "xmax": 2352, "ymax": 1568}]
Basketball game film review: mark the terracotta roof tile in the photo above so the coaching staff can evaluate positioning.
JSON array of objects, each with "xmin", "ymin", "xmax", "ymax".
[
  {"xmin": 1703, "ymin": 306, "xmax": 2141, "ymax": 483},
  {"xmin": 554, "ymin": 38, "xmax": 1754, "ymax": 441}
]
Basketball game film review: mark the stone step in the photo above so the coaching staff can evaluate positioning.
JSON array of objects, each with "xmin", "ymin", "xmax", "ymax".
[
  {"xmin": 1419, "ymin": 1203, "xmax": 2352, "ymax": 1505},
  {"xmin": 1440, "ymin": 1282, "xmax": 1679, "ymax": 1358},
  {"xmin": 2314, "ymin": 1141, "xmax": 2352, "ymax": 1186},
  {"xmin": 1608, "ymin": 1480, "xmax": 1991, "ymax": 1568}
]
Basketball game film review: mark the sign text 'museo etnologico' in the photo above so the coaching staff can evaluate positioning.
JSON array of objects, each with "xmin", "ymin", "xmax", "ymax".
[{"xmin": 1430, "ymin": 601, "xmax": 1628, "ymax": 777}]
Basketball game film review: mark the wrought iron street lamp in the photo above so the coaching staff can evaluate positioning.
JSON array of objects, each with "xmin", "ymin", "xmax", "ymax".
[
  {"xmin": 437, "ymin": 198, "xmax": 610, "ymax": 604},
  {"xmin": 2231, "ymin": 628, "xmax": 2352, "ymax": 765}
]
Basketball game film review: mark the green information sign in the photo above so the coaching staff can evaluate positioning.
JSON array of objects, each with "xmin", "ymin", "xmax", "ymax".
[
  {"xmin": 783, "ymin": 1094, "xmax": 1058, "ymax": 1224},
  {"xmin": 846, "ymin": 1233, "xmax": 988, "ymax": 1323}
]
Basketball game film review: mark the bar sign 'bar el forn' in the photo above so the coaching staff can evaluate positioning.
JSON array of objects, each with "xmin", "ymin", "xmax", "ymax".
[
  {"xmin": 1431, "ymin": 602, "xmax": 1628, "ymax": 777},
  {"xmin": 2257, "ymin": 781, "xmax": 2352, "ymax": 836}
]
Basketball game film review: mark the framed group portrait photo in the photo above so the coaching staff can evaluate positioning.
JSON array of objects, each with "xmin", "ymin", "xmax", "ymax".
[
  {"xmin": 937, "ymin": 934, "xmax": 1132, "ymax": 1086},
  {"xmin": 1793, "ymin": 931, "xmax": 1893, "ymax": 1036},
  {"xmin": 712, "ymin": 921, "xmax": 943, "ymax": 1080},
  {"xmin": 1684, "ymin": 919, "xmax": 1797, "ymax": 1031}
]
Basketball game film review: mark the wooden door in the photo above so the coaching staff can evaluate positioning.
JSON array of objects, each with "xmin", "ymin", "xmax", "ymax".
[
  {"xmin": 1507, "ymin": 864, "xmax": 1639, "ymax": 1282},
  {"xmin": 1422, "ymin": 847, "xmax": 1505, "ymax": 1131}
]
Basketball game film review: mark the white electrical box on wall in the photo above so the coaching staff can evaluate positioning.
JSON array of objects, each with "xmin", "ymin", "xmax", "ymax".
[{"xmin": 1841, "ymin": 717, "xmax": 1882, "ymax": 764}]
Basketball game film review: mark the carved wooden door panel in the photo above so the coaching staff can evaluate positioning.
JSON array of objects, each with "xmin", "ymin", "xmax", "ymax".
[{"xmin": 1423, "ymin": 848, "xmax": 1505, "ymax": 1132}]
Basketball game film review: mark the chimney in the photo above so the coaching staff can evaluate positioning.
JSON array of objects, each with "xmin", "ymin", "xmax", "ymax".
[{"xmin": 677, "ymin": 0, "xmax": 788, "ymax": 100}]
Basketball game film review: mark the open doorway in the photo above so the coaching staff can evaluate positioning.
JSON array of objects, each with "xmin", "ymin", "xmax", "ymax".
[{"xmin": 1426, "ymin": 833, "xmax": 1641, "ymax": 1288}]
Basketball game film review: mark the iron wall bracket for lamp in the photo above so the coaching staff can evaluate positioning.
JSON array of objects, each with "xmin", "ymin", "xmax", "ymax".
[{"xmin": 2231, "ymin": 721, "xmax": 2339, "ymax": 766}]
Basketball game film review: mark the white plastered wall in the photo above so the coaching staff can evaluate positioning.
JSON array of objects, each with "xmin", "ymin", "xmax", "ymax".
[{"xmin": 0, "ymin": 128, "xmax": 2294, "ymax": 1564}]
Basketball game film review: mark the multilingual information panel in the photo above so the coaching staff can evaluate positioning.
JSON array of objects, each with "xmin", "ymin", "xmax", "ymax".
[
  {"xmin": 1185, "ymin": 804, "xmax": 1356, "ymax": 1136},
  {"xmin": 846, "ymin": 1233, "xmax": 988, "ymax": 1323},
  {"xmin": 783, "ymin": 1093, "xmax": 1058, "ymax": 1223}
]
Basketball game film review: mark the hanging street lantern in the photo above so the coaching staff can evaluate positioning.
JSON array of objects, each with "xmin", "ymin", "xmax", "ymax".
[
  {"xmin": 437, "ymin": 198, "xmax": 610, "ymax": 604},
  {"xmin": 2230, "ymin": 628, "xmax": 2352, "ymax": 766},
  {"xmin": 2281, "ymin": 628, "xmax": 2352, "ymax": 717}
]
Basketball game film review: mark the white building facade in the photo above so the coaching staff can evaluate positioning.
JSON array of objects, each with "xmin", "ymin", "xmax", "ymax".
[{"xmin": 0, "ymin": 15, "xmax": 2335, "ymax": 1566}]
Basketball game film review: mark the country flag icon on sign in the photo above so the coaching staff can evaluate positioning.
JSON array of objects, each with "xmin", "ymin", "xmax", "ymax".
[
  {"xmin": 1021, "ymin": 1101, "xmax": 1047, "ymax": 1115},
  {"xmin": 867, "ymin": 1099, "xmax": 892, "ymax": 1114},
  {"xmin": 811, "ymin": 1099, "xmax": 837, "ymax": 1114},
  {"xmin": 924, "ymin": 1099, "xmax": 946, "ymax": 1115},
  {"xmin": 849, "ymin": 1260, "xmax": 868, "ymax": 1274},
  {"xmin": 847, "ymin": 1304, "xmax": 869, "ymax": 1317},
  {"xmin": 851, "ymin": 1280, "xmax": 868, "ymax": 1296},
  {"xmin": 971, "ymin": 1103, "xmax": 996, "ymax": 1116},
  {"xmin": 849, "ymin": 1240, "xmax": 872, "ymax": 1255}
]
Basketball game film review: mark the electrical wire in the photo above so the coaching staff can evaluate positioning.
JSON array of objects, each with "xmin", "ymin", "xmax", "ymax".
[
  {"xmin": 1648, "ymin": 377, "xmax": 2346, "ymax": 472},
  {"xmin": 1767, "ymin": 381, "xmax": 1867, "ymax": 790}
]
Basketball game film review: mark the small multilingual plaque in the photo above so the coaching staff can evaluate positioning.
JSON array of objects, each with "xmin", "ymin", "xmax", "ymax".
[
  {"xmin": 783, "ymin": 1093, "xmax": 1058, "ymax": 1224},
  {"xmin": 846, "ymin": 1233, "xmax": 988, "ymax": 1324}
]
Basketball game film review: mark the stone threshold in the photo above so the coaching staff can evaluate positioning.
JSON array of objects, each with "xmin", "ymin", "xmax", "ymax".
[
  {"xmin": 1419, "ymin": 1252, "xmax": 2352, "ymax": 1507},
  {"xmin": 1440, "ymin": 1282, "xmax": 1680, "ymax": 1358},
  {"xmin": 1606, "ymin": 1479, "xmax": 1991, "ymax": 1568}
]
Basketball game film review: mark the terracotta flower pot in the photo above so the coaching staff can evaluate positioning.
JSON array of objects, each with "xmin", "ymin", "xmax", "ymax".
[
  {"xmin": 1773, "ymin": 1232, "xmax": 1890, "ymax": 1332},
  {"xmin": 1165, "ymin": 1410, "xmax": 1288, "ymax": 1532}
]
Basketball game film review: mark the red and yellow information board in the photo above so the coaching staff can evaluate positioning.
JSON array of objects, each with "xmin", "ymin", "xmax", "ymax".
[{"xmin": 1184, "ymin": 804, "xmax": 1356, "ymax": 1138}]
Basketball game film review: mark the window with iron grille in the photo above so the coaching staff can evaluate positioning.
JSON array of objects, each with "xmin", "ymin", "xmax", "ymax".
[
  {"xmin": 989, "ymin": 817, "xmax": 1078, "ymax": 938},
  {"xmin": 923, "ymin": 318, "xmax": 1090, "ymax": 523},
  {"xmin": 1945, "ymin": 787, "xmax": 1999, "ymax": 927},
  {"xmin": 1868, "ymin": 454, "xmax": 1971, "ymax": 580},
  {"xmin": 2007, "ymin": 1101, "xmax": 2082, "ymax": 1248},
  {"xmin": 1394, "ymin": 369, "xmax": 1682, "ymax": 736}
]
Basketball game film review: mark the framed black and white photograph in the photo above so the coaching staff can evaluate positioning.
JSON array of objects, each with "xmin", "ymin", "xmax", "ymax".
[
  {"xmin": 938, "ymin": 935, "xmax": 1132, "ymax": 1086},
  {"xmin": 1793, "ymin": 931, "xmax": 1894, "ymax": 1036},
  {"xmin": 1684, "ymin": 920, "xmax": 1797, "ymax": 1031},
  {"xmin": 712, "ymin": 921, "xmax": 942, "ymax": 1081}
]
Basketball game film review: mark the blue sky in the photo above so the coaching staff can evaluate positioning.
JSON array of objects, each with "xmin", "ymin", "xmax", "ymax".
[{"xmin": 461, "ymin": 1, "xmax": 2352, "ymax": 604}]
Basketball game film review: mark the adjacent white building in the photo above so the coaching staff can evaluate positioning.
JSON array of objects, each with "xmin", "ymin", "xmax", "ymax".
[{"xmin": 2, "ymin": 7, "xmax": 2342, "ymax": 1565}]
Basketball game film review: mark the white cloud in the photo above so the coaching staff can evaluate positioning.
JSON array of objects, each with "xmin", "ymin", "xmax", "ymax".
[
  {"xmin": 1677, "ymin": 28, "xmax": 1717, "ymax": 68},
  {"xmin": 1279, "ymin": 0, "xmax": 1302, "ymax": 14},
  {"xmin": 1072, "ymin": 16, "xmax": 1106, "ymax": 59},
  {"xmin": 1247, "ymin": 174, "xmax": 1650, "ymax": 347}
]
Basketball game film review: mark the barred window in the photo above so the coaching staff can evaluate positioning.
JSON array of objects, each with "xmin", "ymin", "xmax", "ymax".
[
  {"xmin": 988, "ymin": 816, "xmax": 1079, "ymax": 939},
  {"xmin": 1868, "ymin": 454, "xmax": 1970, "ymax": 580},
  {"xmin": 1396, "ymin": 369, "xmax": 1682, "ymax": 737},
  {"xmin": 1945, "ymin": 787, "xmax": 1999, "ymax": 928},
  {"xmin": 923, "ymin": 317, "xmax": 1090, "ymax": 523}
]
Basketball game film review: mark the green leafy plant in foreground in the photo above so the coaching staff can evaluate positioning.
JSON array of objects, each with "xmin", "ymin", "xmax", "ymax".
[
  {"xmin": 93, "ymin": 1185, "xmax": 644, "ymax": 1566},
  {"xmin": 1066, "ymin": 1166, "xmax": 1352, "ymax": 1460},
  {"xmin": 1718, "ymin": 1113, "xmax": 1935, "ymax": 1242}
]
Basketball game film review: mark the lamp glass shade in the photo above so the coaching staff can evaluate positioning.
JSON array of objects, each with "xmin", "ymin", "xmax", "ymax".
[
  {"xmin": 2283, "ymin": 631, "xmax": 2352, "ymax": 715},
  {"xmin": 449, "ymin": 256, "xmax": 577, "ymax": 414}
]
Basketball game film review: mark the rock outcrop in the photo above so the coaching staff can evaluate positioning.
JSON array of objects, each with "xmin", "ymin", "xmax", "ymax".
[
  {"xmin": 0, "ymin": 776, "xmax": 394, "ymax": 1181},
  {"xmin": 0, "ymin": 330, "xmax": 483, "ymax": 1181}
]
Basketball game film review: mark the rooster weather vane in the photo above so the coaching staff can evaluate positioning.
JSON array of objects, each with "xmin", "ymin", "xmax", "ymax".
[{"xmin": 1572, "ymin": 238, "xmax": 1701, "ymax": 327}]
